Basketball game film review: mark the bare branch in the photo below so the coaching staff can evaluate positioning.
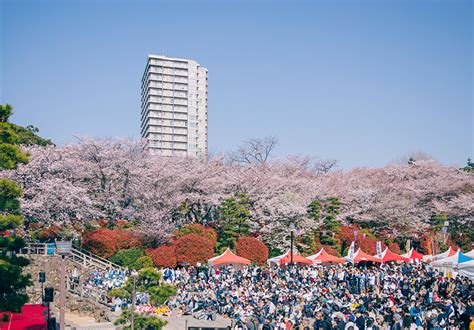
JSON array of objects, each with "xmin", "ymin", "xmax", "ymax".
[{"xmin": 228, "ymin": 136, "xmax": 278, "ymax": 166}]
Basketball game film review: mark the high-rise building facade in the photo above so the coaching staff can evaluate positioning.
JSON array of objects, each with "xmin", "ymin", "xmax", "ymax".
[{"xmin": 140, "ymin": 55, "xmax": 208, "ymax": 158}]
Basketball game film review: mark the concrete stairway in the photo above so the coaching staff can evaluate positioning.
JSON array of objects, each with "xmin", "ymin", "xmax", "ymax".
[{"xmin": 20, "ymin": 243, "xmax": 123, "ymax": 322}]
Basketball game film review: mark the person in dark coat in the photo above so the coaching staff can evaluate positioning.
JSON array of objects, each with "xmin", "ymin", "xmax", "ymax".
[{"xmin": 313, "ymin": 312, "xmax": 332, "ymax": 330}]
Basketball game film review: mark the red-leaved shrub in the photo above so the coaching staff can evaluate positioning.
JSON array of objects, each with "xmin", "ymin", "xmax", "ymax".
[
  {"xmin": 175, "ymin": 224, "xmax": 217, "ymax": 247},
  {"xmin": 357, "ymin": 236, "xmax": 385, "ymax": 255},
  {"xmin": 115, "ymin": 230, "xmax": 142, "ymax": 249},
  {"xmin": 174, "ymin": 234, "xmax": 214, "ymax": 265},
  {"xmin": 83, "ymin": 229, "xmax": 120, "ymax": 258},
  {"xmin": 146, "ymin": 245, "xmax": 177, "ymax": 268},
  {"xmin": 387, "ymin": 241, "xmax": 401, "ymax": 254},
  {"xmin": 38, "ymin": 225, "xmax": 61, "ymax": 242},
  {"xmin": 337, "ymin": 225, "xmax": 360, "ymax": 245},
  {"xmin": 235, "ymin": 236, "xmax": 268, "ymax": 265},
  {"xmin": 320, "ymin": 245, "xmax": 340, "ymax": 257},
  {"xmin": 83, "ymin": 229, "xmax": 142, "ymax": 258}
]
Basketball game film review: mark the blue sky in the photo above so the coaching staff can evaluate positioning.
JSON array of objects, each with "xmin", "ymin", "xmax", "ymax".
[{"xmin": 1, "ymin": 0, "xmax": 472, "ymax": 169}]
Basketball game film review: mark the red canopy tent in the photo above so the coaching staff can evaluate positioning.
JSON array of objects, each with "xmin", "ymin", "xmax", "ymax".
[
  {"xmin": 401, "ymin": 248, "xmax": 424, "ymax": 262},
  {"xmin": 278, "ymin": 253, "xmax": 313, "ymax": 265},
  {"xmin": 346, "ymin": 248, "xmax": 382, "ymax": 263},
  {"xmin": 208, "ymin": 248, "xmax": 251, "ymax": 268},
  {"xmin": 376, "ymin": 248, "xmax": 410, "ymax": 263},
  {"xmin": 308, "ymin": 248, "xmax": 346, "ymax": 264}
]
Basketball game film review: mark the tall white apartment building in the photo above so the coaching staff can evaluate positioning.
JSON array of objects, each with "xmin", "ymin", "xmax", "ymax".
[{"xmin": 140, "ymin": 55, "xmax": 208, "ymax": 158}]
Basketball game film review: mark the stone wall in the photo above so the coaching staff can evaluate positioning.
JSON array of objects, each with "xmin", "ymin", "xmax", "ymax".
[{"xmin": 24, "ymin": 254, "xmax": 112, "ymax": 322}]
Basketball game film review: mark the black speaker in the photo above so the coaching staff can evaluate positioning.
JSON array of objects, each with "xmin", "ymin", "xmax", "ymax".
[
  {"xmin": 44, "ymin": 287, "xmax": 54, "ymax": 303},
  {"xmin": 39, "ymin": 272, "xmax": 46, "ymax": 283}
]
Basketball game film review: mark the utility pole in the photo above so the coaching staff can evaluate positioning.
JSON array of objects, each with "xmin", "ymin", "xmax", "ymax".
[
  {"xmin": 130, "ymin": 270, "xmax": 138, "ymax": 330},
  {"xmin": 289, "ymin": 223, "xmax": 295, "ymax": 264},
  {"xmin": 56, "ymin": 241, "xmax": 72, "ymax": 330}
]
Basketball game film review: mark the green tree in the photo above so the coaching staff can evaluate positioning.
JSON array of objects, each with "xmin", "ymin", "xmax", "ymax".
[
  {"xmin": 307, "ymin": 199, "xmax": 321, "ymax": 221},
  {"xmin": 307, "ymin": 197, "xmax": 342, "ymax": 248},
  {"xmin": 217, "ymin": 194, "xmax": 251, "ymax": 250},
  {"xmin": 109, "ymin": 248, "xmax": 145, "ymax": 269},
  {"xmin": 431, "ymin": 213, "xmax": 448, "ymax": 232},
  {"xmin": 462, "ymin": 158, "xmax": 474, "ymax": 173},
  {"xmin": 0, "ymin": 104, "xmax": 36, "ymax": 315},
  {"xmin": 110, "ymin": 267, "xmax": 176, "ymax": 330},
  {"xmin": 324, "ymin": 196, "xmax": 342, "ymax": 232}
]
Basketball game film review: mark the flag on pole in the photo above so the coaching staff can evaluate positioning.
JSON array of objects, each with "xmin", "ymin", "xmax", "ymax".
[
  {"xmin": 348, "ymin": 241, "xmax": 355, "ymax": 260},
  {"xmin": 376, "ymin": 241, "xmax": 382, "ymax": 258}
]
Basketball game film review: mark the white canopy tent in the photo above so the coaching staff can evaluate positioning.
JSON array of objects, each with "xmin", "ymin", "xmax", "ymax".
[
  {"xmin": 428, "ymin": 246, "xmax": 457, "ymax": 262},
  {"xmin": 464, "ymin": 249, "xmax": 474, "ymax": 258},
  {"xmin": 458, "ymin": 260, "xmax": 474, "ymax": 280},
  {"xmin": 430, "ymin": 250, "xmax": 472, "ymax": 269},
  {"xmin": 430, "ymin": 250, "xmax": 474, "ymax": 281},
  {"xmin": 267, "ymin": 249, "xmax": 312, "ymax": 267}
]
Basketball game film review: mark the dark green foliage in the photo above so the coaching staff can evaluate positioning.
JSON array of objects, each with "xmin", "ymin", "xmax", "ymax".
[
  {"xmin": 0, "ymin": 104, "xmax": 13, "ymax": 122},
  {"xmin": 217, "ymin": 194, "xmax": 251, "ymax": 250},
  {"xmin": 10, "ymin": 124, "xmax": 52, "ymax": 146},
  {"xmin": 324, "ymin": 196, "xmax": 341, "ymax": 232},
  {"xmin": 109, "ymin": 248, "xmax": 145, "ymax": 269},
  {"xmin": 268, "ymin": 247, "xmax": 283, "ymax": 259},
  {"xmin": 430, "ymin": 213, "xmax": 448, "ymax": 232},
  {"xmin": 307, "ymin": 199, "xmax": 321, "ymax": 221},
  {"xmin": 305, "ymin": 197, "xmax": 342, "ymax": 250},
  {"xmin": 0, "ymin": 214, "xmax": 23, "ymax": 232},
  {"xmin": 110, "ymin": 267, "xmax": 176, "ymax": 329},
  {"xmin": 134, "ymin": 256, "xmax": 153, "ymax": 269},
  {"xmin": 0, "ymin": 103, "xmax": 49, "ymax": 314},
  {"xmin": 0, "ymin": 179, "xmax": 23, "ymax": 213},
  {"xmin": 462, "ymin": 158, "xmax": 474, "ymax": 173},
  {"xmin": 113, "ymin": 310, "xmax": 167, "ymax": 330},
  {"xmin": 0, "ymin": 143, "xmax": 29, "ymax": 169}
]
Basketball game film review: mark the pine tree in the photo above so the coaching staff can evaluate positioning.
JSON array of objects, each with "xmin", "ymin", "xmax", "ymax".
[
  {"xmin": 0, "ymin": 104, "xmax": 33, "ymax": 315},
  {"xmin": 324, "ymin": 196, "xmax": 341, "ymax": 232},
  {"xmin": 110, "ymin": 267, "xmax": 176, "ymax": 330},
  {"xmin": 217, "ymin": 193, "xmax": 251, "ymax": 250}
]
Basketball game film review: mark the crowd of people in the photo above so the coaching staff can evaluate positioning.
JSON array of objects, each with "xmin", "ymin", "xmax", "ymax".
[
  {"xmin": 70, "ymin": 260, "xmax": 474, "ymax": 329},
  {"xmin": 164, "ymin": 262, "xmax": 473, "ymax": 329}
]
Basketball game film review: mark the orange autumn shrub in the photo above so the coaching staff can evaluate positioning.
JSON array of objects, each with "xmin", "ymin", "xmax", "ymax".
[
  {"xmin": 235, "ymin": 236, "xmax": 268, "ymax": 265},
  {"xmin": 147, "ymin": 245, "xmax": 177, "ymax": 268},
  {"xmin": 174, "ymin": 234, "xmax": 214, "ymax": 265}
]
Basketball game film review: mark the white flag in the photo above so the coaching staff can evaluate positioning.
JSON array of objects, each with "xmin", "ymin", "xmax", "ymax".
[
  {"xmin": 376, "ymin": 241, "xmax": 382, "ymax": 258},
  {"xmin": 348, "ymin": 241, "xmax": 355, "ymax": 259}
]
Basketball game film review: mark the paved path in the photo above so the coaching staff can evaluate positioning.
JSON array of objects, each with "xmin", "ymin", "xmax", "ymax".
[
  {"xmin": 163, "ymin": 315, "xmax": 231, "ymax": 330},
  {"xmin": 63, "ymin": 311, "xmax": 231, "ymax": 329}
]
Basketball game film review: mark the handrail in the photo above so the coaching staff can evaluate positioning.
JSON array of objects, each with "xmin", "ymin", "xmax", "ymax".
[
  {"xmin": 69, "ymin": 248, "xmax": 126, "ymax": 272},
  {"xmin": 20, "ymin": 242, "xmax": 125, "ymax": 272},
  {"xmin": 72, "ymin": 245, "xmax": 124, "ymax": 270}
]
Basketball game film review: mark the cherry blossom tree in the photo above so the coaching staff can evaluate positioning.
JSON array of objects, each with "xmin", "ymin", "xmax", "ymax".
[{"xmin": 1, "ymin": 139, "xmax": 472, "ymax": 247}]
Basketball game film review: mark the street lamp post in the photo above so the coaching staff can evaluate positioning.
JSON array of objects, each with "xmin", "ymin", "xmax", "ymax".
[
  {"xmin": 289, "ymin": 223, "xmax": 295, "ymax": 264},
  {"xmin": 56, "ymin": 241, "xmax": 72, "ymax": 330},
  {"xmin": 130, "ymin": 270, "xmax": 138, "ymax": 330}
]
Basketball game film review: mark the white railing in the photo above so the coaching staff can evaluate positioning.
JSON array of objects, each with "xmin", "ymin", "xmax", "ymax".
[{"xmin": 20, "ymin": 243, "xmax": 125, "ymax": 272}]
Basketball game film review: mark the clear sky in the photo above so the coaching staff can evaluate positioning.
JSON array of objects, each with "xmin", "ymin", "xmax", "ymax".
[{"xmin": 1, "ymin": 0, "xmax": 472, "ymax": 169}]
